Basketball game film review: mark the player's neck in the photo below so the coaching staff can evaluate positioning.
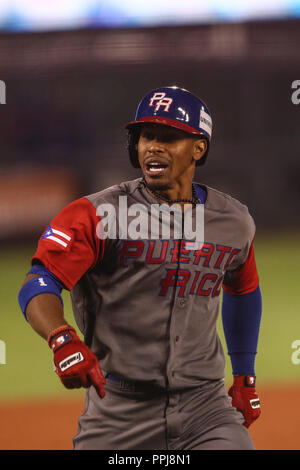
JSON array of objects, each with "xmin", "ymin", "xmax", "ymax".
[
  {"xmin": 161, "ymin": 186, "xmax": 193, "ymax": 201},
  {"xmin": 144, "ymin": 180, "xmax": 198, "ymax": 208}
]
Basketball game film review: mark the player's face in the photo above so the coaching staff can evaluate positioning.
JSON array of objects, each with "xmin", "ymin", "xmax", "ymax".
[{"xmin": 138, "ymin": 124, "xmax": 206, "ymax": 192}]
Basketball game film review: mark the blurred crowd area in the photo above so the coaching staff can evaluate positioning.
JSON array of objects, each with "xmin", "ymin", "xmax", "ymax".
[{"xmin": 0, "ymin": 19, "xmax": 300, "ymax": 242}]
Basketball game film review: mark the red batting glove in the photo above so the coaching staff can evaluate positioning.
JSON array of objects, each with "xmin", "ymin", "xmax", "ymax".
[
  {"xmin": 47, "ymin": 325, "xmax": 106, "ymax": 398},
  {"xmin": 228, "ymin": 375, "xmax": 261, "ymax": 428}
]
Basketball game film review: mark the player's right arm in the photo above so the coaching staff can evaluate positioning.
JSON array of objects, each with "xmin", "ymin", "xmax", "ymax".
[
  {"xmin": 18, "ymin": 197, "xmax": 106, "ymax": 397},
  {"xmin": 21, "ymin": 272, "xmax": 67, "ymax": 340}
]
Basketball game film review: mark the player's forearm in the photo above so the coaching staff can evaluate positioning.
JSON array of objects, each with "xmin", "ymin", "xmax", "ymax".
[
  {"xmin": 221, "ymin": 286, "xmax": 262, "ymax": 375},
  {"xmin": 26, "ymin": 292, "xmax": 69, "ymax": 340},
  {"xmin": 19, "ymin": 273, "xmax": 70, "ymax": 341}
]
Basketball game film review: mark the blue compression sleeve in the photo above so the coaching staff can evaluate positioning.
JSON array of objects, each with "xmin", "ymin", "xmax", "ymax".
[
  {"xmin": 221, "ymin": 286, "xmax": 262, "ymax": 375},
  {"xmin": 28, "ymin": 264, "xmax": 66, "ymax": 290},
  {"xmin": 18, "ymin": 265, "xmax": 65, "ymax": 321}
]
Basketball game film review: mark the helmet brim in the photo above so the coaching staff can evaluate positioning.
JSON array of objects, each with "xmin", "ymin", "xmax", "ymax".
[{"xmin": 126, "ymin": 116, "xmax": 204, "ymax": 137}]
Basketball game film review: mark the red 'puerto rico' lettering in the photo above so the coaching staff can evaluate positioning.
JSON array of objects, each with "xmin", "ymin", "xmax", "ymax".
[
  {"xmin": 215, "ymin": 245, "xmax": 232, "ymax": 269},
  {"xmin": 118, "ymin": 240, "xmax": 247, "ymax": 298},
  {"xmin": 160, "ymin": 269, "xmax": 191, "ymax": 297},
  {"xmin": 146, "ymin": 240, "xmax": 169, "ymax": 263},
  {"xmin": 120, "ymin": 239, "xmax": 240, "ymax": 272},
  {"xmin": 171, "ymin": 241, "xmax": 190, "ymax": 264},
  {"xmin": 120, "ymin": 240, "xmax": 144, "ymax": 266},
  {"xmin": 193, "ymin": 243, "xmax": 214, "ymax": 267},
  {"xmin": 197, "ymin": 273, "xmax": 218, "ymax": 296},
  {"xmin": 160, "ymin": 269, "xmax": 224, "ymax": 298},
  {"xmin": 224, "ymin": 248, "xmax": 241, "ymax": 269}
]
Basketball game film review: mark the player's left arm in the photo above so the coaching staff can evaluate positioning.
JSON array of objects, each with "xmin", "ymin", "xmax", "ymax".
[{"xmin": 222, "ymin": 241, "xmax": 262, "ymax": 428}]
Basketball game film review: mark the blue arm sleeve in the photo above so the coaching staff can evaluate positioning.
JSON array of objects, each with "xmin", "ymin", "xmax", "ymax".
[
  {"xmin": 221, "ymin": 285, "xmax": 262, "ymax": 375},
  {"xmin": 29, "ymin": 264, "xmax": 66, "ymax": 290},
  {"xmin": 18, "ymin": 265, "xmax": 65, "ymax": 321}
]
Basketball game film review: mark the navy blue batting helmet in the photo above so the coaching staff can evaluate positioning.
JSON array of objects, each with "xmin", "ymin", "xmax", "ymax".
[{"xmin": 126, "ymin": 86, "xmax": 213, "ymax": 168}]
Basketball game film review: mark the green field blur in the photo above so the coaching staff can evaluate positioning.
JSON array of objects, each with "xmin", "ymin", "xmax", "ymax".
[{"xmin": 0, "ymin": 232, "xmax": 299, "ymax": 400}]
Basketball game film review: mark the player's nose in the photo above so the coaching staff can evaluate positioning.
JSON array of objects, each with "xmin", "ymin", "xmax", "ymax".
[{"xmin": 147, "ymin": 139, "xmax": 165, "ymax": 153}]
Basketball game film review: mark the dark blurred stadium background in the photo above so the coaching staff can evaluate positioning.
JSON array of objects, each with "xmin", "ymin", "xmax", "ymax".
[
  {"xmin": 0, "ymin": 2, "xmax": 300, "ymax": 450},
  {"xmin": 0, "ymin": 4, "xmax": 300, "ymax": 241}
]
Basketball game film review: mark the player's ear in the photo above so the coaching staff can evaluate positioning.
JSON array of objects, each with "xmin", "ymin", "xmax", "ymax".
[{"xmin": 192, "ymin": 138, "xmax": 207, "ymax": 164}]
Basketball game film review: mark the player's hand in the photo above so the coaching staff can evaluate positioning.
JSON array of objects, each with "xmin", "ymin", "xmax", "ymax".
[
  {"xmin": 228, "ymin": 375, "xmax": 261, "ymax": 428},
  {"xmin": 47, "ymin": 325, "xmax": 106, "ymax": 398}
]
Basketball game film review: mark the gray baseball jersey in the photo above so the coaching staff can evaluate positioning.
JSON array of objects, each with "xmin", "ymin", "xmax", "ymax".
[{"xmin": 32, "ymin": 177, "xmax": 257, "ymax": 392}]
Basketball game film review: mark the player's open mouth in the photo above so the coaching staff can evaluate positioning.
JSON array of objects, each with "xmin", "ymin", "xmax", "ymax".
[{"xmin": 144, "ymin": 160, "xmax": 169, "ymax": 177}]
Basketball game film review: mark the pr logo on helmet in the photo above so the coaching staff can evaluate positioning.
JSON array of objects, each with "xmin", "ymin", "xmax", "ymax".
[{"xmin": 149, "ymin": 92, "xmax": 173, "ymax": 112}]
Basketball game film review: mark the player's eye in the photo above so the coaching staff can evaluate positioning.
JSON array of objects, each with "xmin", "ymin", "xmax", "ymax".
[
  {"xmin": 141, "ymin": 131, "xmax": 178, "ymax": 143},
  {"xmin": 143, "ymin": 132, "xmax": 155, "ymax": 141},
  {"xmin": 160, "ymin": 134, "xmax": 178, "ymax": 143}
]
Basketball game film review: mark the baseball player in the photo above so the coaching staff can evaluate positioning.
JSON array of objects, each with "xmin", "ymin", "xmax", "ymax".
[{"xmin": 18, "ymin": 86, "xmax": 262, "ymax": 450}]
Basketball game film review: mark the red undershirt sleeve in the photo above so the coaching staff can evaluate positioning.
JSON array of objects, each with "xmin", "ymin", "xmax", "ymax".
[
  {"xmin": 31, "ymin": 197, "xmax": 105, "ymax": 290},
  {"xmin": 222, "ymin": 242, "xmax": 259, "ymax": 296}
]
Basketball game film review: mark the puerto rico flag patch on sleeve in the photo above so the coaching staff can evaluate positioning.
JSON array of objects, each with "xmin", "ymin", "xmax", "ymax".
[{"xmin": 42, "ymin": 225, "xmax": 72, "ymax": 249}]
